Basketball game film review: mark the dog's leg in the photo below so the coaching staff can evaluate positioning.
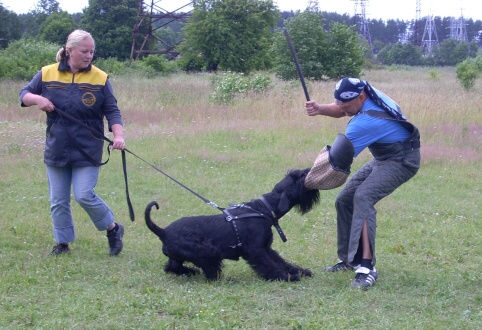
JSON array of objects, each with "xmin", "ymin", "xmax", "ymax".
[
  {"xmin": 243, "ymin": 249, "xmax": 302, "ymax": 282},
  {"xmin": 197, "ymin": 262, "xmax": 223, "ymax": 281},
  {"xmin": 164, "ymin": 236, "xmax": 224, "ymax": 280},
  {"xmin": 191, "ymin": 251, "xmax": 223, "ymax": 281},
  {"xmin": 265, "ymin": 248, "xmax": 312, "ymax": 278},
  {"xmin": 164, "ymin": 258, "xmax": 200, "ymax": 277}
]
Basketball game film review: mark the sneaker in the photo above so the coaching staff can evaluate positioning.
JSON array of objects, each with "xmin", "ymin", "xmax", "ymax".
[
  {"xmin": 351, "ymin": 267, "xmax": 378, "ymax": 289},
  {"xmin": 324, "ymin": 261, "xmax": 355, "ymax": 272},
  {"xmin": 49, "ymin": 243, "xmax": 70, "ymax": 256},
  {"xmin": 107, "ymin": 223, "xmax": 124, "ymax": 255}
]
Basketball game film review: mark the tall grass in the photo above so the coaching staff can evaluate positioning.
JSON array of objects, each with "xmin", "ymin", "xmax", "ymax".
[{"xmin": 1, "ymin": 67, "xmax": 481, "ymax": 329}]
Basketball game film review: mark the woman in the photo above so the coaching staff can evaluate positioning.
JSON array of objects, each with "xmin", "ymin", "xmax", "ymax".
[{"xmin": 19, "ymin": 30, "xmax": 126, "ymax": 256}]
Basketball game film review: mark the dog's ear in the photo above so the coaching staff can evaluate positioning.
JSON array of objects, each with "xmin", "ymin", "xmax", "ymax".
[{"xmin": 277, "ymin": 192, "xmax": 291, "ymax": 215}]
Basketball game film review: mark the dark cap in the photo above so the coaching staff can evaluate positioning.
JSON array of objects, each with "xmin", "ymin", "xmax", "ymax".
[{"xmin": 334, "ymin": 78, "xmax": 367, "ymax": 102}]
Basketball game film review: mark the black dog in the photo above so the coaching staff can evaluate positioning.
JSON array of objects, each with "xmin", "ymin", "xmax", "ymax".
[{"xmin": 144, "ymin": 168, "xmax": 320, "ymax": 281}]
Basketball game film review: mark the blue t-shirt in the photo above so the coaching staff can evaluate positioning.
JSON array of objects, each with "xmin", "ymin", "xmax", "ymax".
[{"xmin": 346, "ymin": 91, "xmax": 410, "ymax": 157}]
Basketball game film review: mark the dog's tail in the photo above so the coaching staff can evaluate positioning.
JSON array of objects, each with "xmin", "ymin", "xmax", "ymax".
[{"xmin": 144, "ymin": 201, "xmax": 166, "ymax": 241}]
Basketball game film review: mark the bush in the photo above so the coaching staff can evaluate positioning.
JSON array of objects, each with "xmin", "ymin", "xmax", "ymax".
[
  {"xmin": 145, "ymin": 55, "xmax": 165, "ymax": 72},
  {"xmin": 0, "ymin": 40, "xmax": 180, "ymax": 80},
  {"xmin": 175, "ymin": 52, "xmax": 205, "ymax": 72},
  {"xmin": 428, "ymin": 68, "xmax": 440, "ymax": 80},
  {"xmin": 0, "ymin": 39, "xmax": 59, "ymax": 80},
  {"xmin": 93, "ymin": 57, "xmax": 126, "ymax": 75},
  {"xmin": 456, "ymin": 56, "xmax": 481, "ymax": 91},
  {"xmin": 210, "ymin": 71, "xmax": 272, "ymax": 104},
  {"xmin": 122, "ymin": 55, "xmax": 179, "ymax": 77},
  {"xmin": 142, "ymin": 55, "xmax": 170, "ymax": 73}
]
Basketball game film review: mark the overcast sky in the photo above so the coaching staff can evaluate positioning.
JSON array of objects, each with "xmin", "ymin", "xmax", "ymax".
[{"xmin": 1, "ymin": 0, "xmax": 481, "ymax": 21}]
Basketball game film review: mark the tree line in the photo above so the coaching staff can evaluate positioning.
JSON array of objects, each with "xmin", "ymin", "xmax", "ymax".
[{"xmin": 0, "ymin": 0, "xmax": 481, "ymax": 81}]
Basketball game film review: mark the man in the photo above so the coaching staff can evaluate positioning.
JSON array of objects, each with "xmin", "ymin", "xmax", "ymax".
[{"xmin": 304, "ymin": 77, "xmax": 420, "ymax": 289}]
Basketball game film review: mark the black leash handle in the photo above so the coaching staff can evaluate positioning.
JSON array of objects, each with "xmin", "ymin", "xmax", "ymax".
[
  {"xmin": 121, "ymin": 150, "xmax": 135, "ymax": 221},
  {"xmin": 284, "ymin": 28, "xmax": 310, "ymax": 101}
]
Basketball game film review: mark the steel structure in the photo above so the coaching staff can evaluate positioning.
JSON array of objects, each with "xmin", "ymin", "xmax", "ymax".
[
  {"xmin": 421, "ymin": 14, "xmax": 438, "ymax": 55},
  {"xmin": 449, "ymin": 11, "xmax": 468, "ymax": 42},
  {"xmin": 307, "ymin": 0, "xmax": 320, "ymax": 12},
  {"xmin": 130, "ymin": 0, "xmax": 193, "ymax": 62},
  {"xmin": 352, "ymin": 0, "xmax": 373, "ymax": 52},
  {"xmin": 413, "ymin": 0, "xmax": 422, "ymax": 45}
]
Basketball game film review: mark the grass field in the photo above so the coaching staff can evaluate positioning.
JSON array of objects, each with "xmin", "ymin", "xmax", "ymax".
[{"xmin": 1, "ymin": 67, "xmax": 481, "ymax": 329}]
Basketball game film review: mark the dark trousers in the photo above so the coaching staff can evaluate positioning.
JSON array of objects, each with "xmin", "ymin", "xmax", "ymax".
[{"xmin": 334, "ymin": 147, "xmax": 420, "ymax": 266}]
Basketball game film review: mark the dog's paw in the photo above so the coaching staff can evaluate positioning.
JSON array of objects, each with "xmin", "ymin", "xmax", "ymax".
[
  {"xmin": 301, "ymin": 268, "xmax": 313, "ymax": 277},
  {"xmin": 287, "ymin": 273, "xmax": 301, "ymax": 282}
]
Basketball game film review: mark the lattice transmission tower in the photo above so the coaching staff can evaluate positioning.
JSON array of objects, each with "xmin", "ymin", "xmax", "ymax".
[
  {"xmin": 130, "ymin": 0, "xmax": 193, "ymax": 62},
  {"xmin": 421, "ymin": 1, "xmax": 438, "ymax": 56},
  {"xmin": 449, "ymin": 9, "xmax": 468, "ymax": 42},
  {"xmin": 352, "ymin": 0, "xmax": 373, "ymax": 52},
  {"xmin": 307, "ymin": 0, "xmax": 320, "ymax": 12},
  {"xmin": 413, "ymin": 0, "xmax": 422, "ymax": 45}
]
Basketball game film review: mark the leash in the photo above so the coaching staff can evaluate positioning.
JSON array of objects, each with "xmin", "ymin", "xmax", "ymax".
[
  {"xmin": 259, "ymin": 196, "xmax": 287, "ymax": 242},
  {"xmin": 55, "ymin": 108, "xmax": 288, "ymax": 243},
  {"xmin": 54, "ymin": 107, "xmax": 224, "ymax": 222}
]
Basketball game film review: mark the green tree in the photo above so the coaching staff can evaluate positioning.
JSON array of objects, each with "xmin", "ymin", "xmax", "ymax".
[
  {"xmin": 0, "ymin": 5, "xmax": 22, "ymax": 48},
  {"xmin": 384, "ymin": 42, "xmax": 422, "ymax": 66},
  {"xmin": 271, "ymin": 11, "xmax": 363, "ymax": 81},
  {"xmin": 36, "ymin": 0, "xmax": 60, "ymax": 14},
  {"xmin": 376, "ymin": 45, "xmax": 391, "ymax": 64},
  {"xmin": 271, "ymin": 11, "xmax": 327, "ymax": 80},
  {"xmin": 0, "ymin": 39, "xmax": 58, "ymax": 79},
  {"xmin": 432, "ymin": 39, "xmax": 477, "ymax": 67},
  {"xmin": 81, "ymin": 0, "xmax": 138, "ymax": 60},
  {"xmin": 20, "ymin": 0, "xmax": 61, "ymax": 39},
  {"xmin": 325, "ymin": 23, "xmax": 365, "ymax": 78},
  {"xmin": 456, "ymin": 55, "xmax": 482, "ymax": 91},
  {"xmin": 39, "ymin": 11, "xmax": 78, "ymax": 45},
  {"xmin": 178, "ymin": 0, "xmax": 278, "ymax": 72}
]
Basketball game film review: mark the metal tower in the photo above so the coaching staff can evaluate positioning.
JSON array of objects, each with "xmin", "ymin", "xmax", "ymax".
[
  {"xmin": 413, "ymin": 0, "xmax": 422, "ymax": 45},
  {"xmin": 352, "ymin": 0, "xmax": 373, "ymax": 52},
  {"xmin": 130, "ymin": 0, "xmax": 193, "ymax": 62},
  {"xmin": 449, "ymin": 10, "xmax": 468, "ymax": 42},
  {"xmin": 416, "ymin": 0, "xmax": 421, "ymax": 21},
  {"xmin": 421, "ymin": 14, "xmax": 438, "ymax": 55},
  {"xmin": 307, "ymin": 0, "xmax": 320, "ymax": 12}
]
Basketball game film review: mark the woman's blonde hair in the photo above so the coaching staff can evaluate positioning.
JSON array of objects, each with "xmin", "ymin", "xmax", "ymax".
[{"xmin": 56, "ymin": 30, "xmax": 95, "ymax": 63}]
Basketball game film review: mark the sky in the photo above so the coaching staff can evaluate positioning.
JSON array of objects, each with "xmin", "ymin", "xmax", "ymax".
[{"xmin": 1, "ymin": 0, "xmax": 481, "ymax": 21}]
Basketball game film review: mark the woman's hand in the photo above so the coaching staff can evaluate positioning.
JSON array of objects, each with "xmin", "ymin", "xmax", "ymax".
[
  {"xmin": 110, "ymin": 124, "xmax": 125, "ymax": 150},
  {"xmin": 22, "ymin": 93, "xmax": 55, "ymax": 112}
]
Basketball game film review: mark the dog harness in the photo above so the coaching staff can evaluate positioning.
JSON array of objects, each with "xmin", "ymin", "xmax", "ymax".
[{"xmin": 223, "ymin": 196, "xmax": 287, "ymax": 248}]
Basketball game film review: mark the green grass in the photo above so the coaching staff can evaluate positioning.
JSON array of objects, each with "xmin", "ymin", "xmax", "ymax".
[{"xmin": 1, "ymin": 68, "xmax": 481, "ymax": 329}]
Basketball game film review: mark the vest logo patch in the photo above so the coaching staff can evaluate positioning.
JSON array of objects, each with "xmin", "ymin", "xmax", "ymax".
[{"xmin": 82, "ymin": 92, "xmax": 96, "ymax": 107}]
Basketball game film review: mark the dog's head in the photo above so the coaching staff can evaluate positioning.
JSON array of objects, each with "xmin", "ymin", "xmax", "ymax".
[{"xmin": 272, "ymin": 168, "xmax": 320, "ymax": 215}]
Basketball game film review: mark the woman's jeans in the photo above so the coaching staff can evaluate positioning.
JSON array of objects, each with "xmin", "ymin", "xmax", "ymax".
[{"xmin": 46, "ymin": 165, "xmax": 115, "ymax": 244}]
